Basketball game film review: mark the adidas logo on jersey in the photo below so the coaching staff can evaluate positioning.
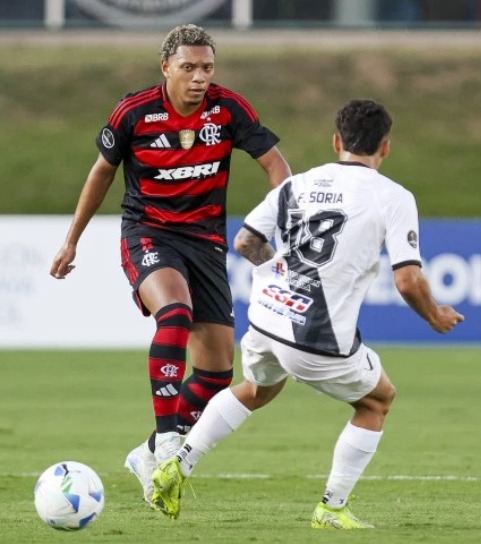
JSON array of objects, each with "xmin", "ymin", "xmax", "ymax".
[{"xmin": 150, "ymin": 134, "xmax": 171, "ymax": 148}]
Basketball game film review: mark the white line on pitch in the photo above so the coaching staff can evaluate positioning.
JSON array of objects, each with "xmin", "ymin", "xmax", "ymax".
[
  {"xmin": 5, "ymin": 472, "xmax": 481, "ymax": 482},
  {"xmin": 196, "ymin": 474, "xmax": 481, "ymax": 482}
]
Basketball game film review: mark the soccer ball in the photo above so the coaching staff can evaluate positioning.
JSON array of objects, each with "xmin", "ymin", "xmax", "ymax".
[{"xmin": 34, "ymin": 461, "xmax": 104, "ymax": 530}]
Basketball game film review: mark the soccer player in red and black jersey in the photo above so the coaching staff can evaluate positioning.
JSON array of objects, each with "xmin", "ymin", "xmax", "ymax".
[{"xmin": 50, "ymin": 24, "xmax": 291, "ymax": 507}]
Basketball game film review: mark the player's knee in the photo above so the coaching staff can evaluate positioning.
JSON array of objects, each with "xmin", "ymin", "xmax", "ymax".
[
  {"xmin": 251, "ymin": 382, "xmax": 285, "ymax": 410},
  {"xmin": 382, "ymin": 381, "xmax": 396, "ymax": 413},
  {"xmin": 353, "ymin": 383, "xmax": 396, "ymax": 418},
  {"xmin": 386, "ymin": 382, "xmax": 396, "ymax": 407},
  {"xmin": 373, "ymin": 383, "xmax": 396, "ymax": 416},
  {"xmin": 233, "ymin": 381, "xmax": 277, "ymax": 411}
]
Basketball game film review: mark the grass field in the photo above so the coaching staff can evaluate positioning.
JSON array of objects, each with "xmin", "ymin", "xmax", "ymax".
[{"xmin": 0, "ymin": 346, "xmax": 480, "ymax": 543}]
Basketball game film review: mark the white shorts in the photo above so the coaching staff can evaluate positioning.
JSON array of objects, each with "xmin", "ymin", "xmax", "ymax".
[{"xmin": 240, "ymin": 327, "xmax": 382, "ymax": 403}]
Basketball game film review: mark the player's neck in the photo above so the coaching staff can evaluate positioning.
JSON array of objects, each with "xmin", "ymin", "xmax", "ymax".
[
  {"xmin": 164, "ymin": 84, "xmax": 204, "ymax": 117},
  {"xmin": 337, "ymin": 152, "xmax": 381, "ymax": 170}
]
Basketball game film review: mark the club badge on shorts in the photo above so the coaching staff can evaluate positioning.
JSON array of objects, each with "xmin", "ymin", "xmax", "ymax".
[{"xmin": 179, "ymin": 129, "xmax": 195, "ymax": 150}]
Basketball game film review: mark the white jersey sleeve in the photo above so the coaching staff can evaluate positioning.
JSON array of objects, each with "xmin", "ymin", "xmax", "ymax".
[
  {"xmin": 243, "ymin": 182, "xmax": 284, "ymax": 242},
  {"xmin": 382, "ymin": 186, "xmax": 422, "ymax": 268}
]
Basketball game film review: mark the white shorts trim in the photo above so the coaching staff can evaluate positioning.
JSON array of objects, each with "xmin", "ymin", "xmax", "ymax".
[{"xmin": 240, "ymin": 327, "xmax": 382, "ymax": 403}]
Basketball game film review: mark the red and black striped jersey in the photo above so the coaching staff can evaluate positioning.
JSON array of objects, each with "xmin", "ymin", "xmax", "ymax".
[{"xmin": 96, "ymin": 83, "xmax": 280, "ymax": 246}]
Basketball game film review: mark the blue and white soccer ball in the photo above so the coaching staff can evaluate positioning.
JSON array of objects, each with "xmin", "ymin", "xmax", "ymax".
[{"xmin": 34, "ymin": 461, "xmax": 104, "ymax": 530}]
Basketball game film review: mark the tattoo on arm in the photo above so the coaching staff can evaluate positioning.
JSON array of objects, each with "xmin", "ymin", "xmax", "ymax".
[{"xmin": 235, "ymin": 228, "xmax": 275, "ymax": 266}]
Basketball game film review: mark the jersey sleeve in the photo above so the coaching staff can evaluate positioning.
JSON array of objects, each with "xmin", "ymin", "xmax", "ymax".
[
  {"xmin": 384, "ymin": 187, "xmax": 422, "ymax": 269},
  {"xmin": 228, "ymin": 93, "xmax": 280, "ymax": 158},
  {"xmin": 243, "ymin": 184, "xmax": 283, "ymax": 241},
  {"xmin": 95, "ymin": 98, "xmax": 133, "ymax": 166}
]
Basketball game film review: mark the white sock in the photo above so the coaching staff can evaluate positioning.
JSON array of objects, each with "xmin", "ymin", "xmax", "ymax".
[
  {"xmin": 323, "ymin": 421, "xmax": 383, "ymax": 508},
  {"xmin": 176, "ymin": 389, "xmax": 251, "ymax": 476}
]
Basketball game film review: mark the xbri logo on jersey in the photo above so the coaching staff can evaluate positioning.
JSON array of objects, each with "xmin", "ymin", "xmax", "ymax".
[
  {"xmin": 154, "ymin": 161, "xmax": 220, "ymax": 180},
  {"xmin": 142, "ymin": 251, "xmax": 160, "ymax": 267},
  {"xmin": 199, "ymin": 123, "xmax": 221, "ymax": 145},
  {"xmin": 262, "ymin": 284, "xmax": 313, "ymax": 313}
]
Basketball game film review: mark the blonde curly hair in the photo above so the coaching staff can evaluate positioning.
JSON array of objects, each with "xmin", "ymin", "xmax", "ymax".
[{"xmin": 160, "ymin": 24, "xmax": 216, "ymax": 61}]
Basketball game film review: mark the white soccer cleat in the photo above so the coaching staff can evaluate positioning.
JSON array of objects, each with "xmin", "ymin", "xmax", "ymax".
[{"xmin": 124, "ymin": 442, "xmax": 156, "ymax": 508}]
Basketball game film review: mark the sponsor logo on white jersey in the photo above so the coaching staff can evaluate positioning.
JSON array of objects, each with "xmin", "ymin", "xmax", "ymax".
[
  {"xmin": 199, "ymin": 123, "xmax": 221, "ymax": 145},
  {"xmin": 154, "ymin": 161, "xmax": 220, "ymax": 180},
  {"xmin": 313, "ymin": 178, "xmax": 334, "ymax": 187},
  {"xmin": 287, "ymin": 270, "xmax": 321, "ymax": 292},
  {"xmin": 261, "ymin": 284, "xmax": 313, "ymax": 313},
  {"xmin": 150, "ymin": 134, "xmax": 171, "ymax": 148},
  {"xmin": 145, "ymin": 112, "xmax": 169, "ymax": 123},
  {"xmin": 257, "ymin": 296, "xmax": 308, "ymax": 325}
]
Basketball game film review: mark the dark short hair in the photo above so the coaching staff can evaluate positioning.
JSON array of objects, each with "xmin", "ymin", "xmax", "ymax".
[
  {"xmin": 160, "ymin": 24, "xmax": 216, "ymax": 61},
  {"xmin": 335, "ymin": 99, "xmax": 392, "ymax": 155}
]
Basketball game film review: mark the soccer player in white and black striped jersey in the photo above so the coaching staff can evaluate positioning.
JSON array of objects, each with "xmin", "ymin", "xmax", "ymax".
[{"xmin": 153, "ymin": 99, "xmax": 464, "ymax": 527}]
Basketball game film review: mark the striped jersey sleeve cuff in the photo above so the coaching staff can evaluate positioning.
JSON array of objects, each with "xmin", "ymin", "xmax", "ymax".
[
  {"xmin": 243, "ymin": 223, "xmax": 269, "ymax": 243},
  {"xmin": 392, "ymin": 260, "xmax": 422, "ymax": 271}
]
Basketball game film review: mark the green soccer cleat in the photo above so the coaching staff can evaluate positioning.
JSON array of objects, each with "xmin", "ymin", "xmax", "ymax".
[
  {"xmin": 311, "ymin": 499, "xmax": 374, "ymax": 529},
  {"xmin": 151, "ymin": 458, "xmax": 186, "ymax": 519}
]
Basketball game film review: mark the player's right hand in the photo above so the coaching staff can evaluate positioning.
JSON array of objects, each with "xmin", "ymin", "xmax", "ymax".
[
  {"xmin": 429, "ymin": 305, "xmax": 464, "ymax": 334},
  {"xmin": 50, "ymin": 245, "xmax": 77, "ymax": 279}
]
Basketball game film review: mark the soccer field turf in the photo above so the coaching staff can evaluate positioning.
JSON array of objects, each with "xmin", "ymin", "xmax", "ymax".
[{"xmin": 0, "ymin": 347, "xmax": 480, "ymax": 543}]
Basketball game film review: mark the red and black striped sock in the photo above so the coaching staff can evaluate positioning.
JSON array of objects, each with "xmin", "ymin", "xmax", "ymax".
[
  {"xmin": 176, "ymin": 367, "xmax": 234, "ymax": 434},
  {"xmin": 149, "ymin": 303, "xmax": 192, "ymax": 434}
]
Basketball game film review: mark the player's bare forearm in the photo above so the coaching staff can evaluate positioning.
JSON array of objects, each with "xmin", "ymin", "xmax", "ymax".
[
  {"xmin": 256, "ymin": 146, "xmax": 292, "ymax": 187},
  {"xmin": 65, "ymin": 156, "xmax": 117, "ymax": 245},
  {"xmin": 50, "ymin": 155, "xmax": 117, "ymax": 279},
  {"xmin": 234, "ymin": 227, "xmax": 275, "ymax": 266},
  {"xmin": 394, "ymin": 265, "xmax": 464, "ymax": 333}
]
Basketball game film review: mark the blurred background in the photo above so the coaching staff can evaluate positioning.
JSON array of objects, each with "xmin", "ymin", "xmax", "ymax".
[
  {"xmin": 1, "ymin": 0, "xmax": 481, "ymax": 29},
  {"xmin": 0, "ymin": 0, "xmax": 480, "ymax": 347}
]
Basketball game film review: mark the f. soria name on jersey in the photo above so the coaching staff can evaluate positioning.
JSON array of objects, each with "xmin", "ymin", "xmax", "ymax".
[{"xmin": 298, "ymin": 191, "xmax": 344, "ymax": 204}]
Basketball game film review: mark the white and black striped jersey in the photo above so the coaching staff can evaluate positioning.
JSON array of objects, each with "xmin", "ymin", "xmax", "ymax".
[{"xmin": 243, "ymin": 162, "xmax": 422, "ymax": 357}]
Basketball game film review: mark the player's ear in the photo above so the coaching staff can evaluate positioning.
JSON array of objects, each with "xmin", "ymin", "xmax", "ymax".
[
  {"xmin": 333, "ymin": 133, "xmax": 342, "ymax": 154},
  {"xmin": 380, "ymin": 138, "xmax": 391, "ymax": 159},
  {"xmin": 161, "ymin": 59, "xmax": 170, "ymax": 78}
]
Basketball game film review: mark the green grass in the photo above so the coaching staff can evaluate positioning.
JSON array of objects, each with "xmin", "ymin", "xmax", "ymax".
[
  {"xmin": 0, "ymin": 347, "xmax": 480, "ymax": 543},
  {"xmin": 1, "ymin": 44, "xmax": 481, "ymax": 217}
]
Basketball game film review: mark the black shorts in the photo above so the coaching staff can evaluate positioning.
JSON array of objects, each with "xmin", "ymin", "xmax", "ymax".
[{"xmin": 120, "ymin": 226, "xmax": 234, "ymax": 326}]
